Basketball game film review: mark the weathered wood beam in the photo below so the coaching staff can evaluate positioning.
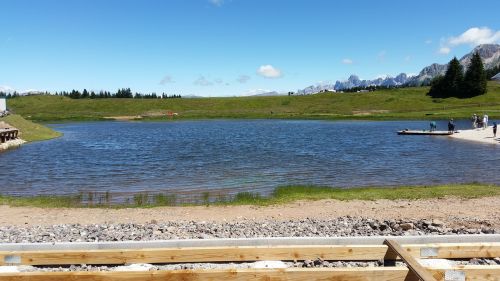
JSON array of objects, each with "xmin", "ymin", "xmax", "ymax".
[
  {"xmin": 384, "ymin": 239, "xmax": 436, "ymax": 281},
  {"xmin": 0, "ymin": 268, "xmax": 416, "ymax": 281},
  {"xmin": 1, "ymin": 243, "xmax": 499, "ymax": 266},
  {"xmin": 1, "ymin": 266, "xmax": 499, "ymax": 281}
]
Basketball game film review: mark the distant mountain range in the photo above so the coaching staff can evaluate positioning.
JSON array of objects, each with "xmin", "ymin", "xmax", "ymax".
[
  {"xmin": 407, "ymin": 44, "xmax": 500, "ymax": 86},
  {"xmin": 297, "ymin": 44, "xmax": 500, "ymax": 94},
  {"xmin": 493, "ymin": 73, "xmax": 500, "ymax": 81},
  {"xmin": 250, "ymin": 91, "xmax": 282, "ymax": 97},
  {"xmin": 296, "ymin": 73, "xmax": 412, "ymax": 94}
]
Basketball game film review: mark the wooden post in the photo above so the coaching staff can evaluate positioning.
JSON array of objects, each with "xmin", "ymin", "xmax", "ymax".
[{"xmin": 384, "ymin": 239, "xmax": 437, "ymax": 281}]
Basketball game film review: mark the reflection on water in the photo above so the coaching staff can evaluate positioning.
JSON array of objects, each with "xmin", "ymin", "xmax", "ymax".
[{"xmin": 0, "ymin": 120, "xmax": 498, "ymax": 199}]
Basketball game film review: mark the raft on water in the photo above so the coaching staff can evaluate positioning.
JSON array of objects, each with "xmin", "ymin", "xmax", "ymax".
[{"xmin": 397, "ymin": 130, "xmax": 453, "ymax": 136}]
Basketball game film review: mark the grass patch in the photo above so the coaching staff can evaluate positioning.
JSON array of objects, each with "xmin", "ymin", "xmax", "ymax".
[
  {"xmin": 0, "ymin": 194, "xmax": 83, "ymax": 208},
  {"xmin": 0, "ymin": 114, "xmax": 61, "ymax": 142},
  {"xmin": 6, "ymin": 82, "xmax": 500, "ymax": 122},
  {"xmin": 265, "ymin": 184, "xmax": 500, "ymax": 203},
  {"xmin": 0, "ymin": 184, "xmax": 498, "ymax": 208}
]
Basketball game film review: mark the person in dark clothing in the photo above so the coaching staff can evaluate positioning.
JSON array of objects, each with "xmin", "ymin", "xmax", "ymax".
[
  {"xmin": 448, "ymin": 118, "xmax": 455, "ymax": 133},
  {"xmin": 494, "ymin": 122, "xmax": 497, "ymax": 138}
]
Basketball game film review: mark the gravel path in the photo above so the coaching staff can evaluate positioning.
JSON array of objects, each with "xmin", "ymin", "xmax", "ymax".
[{"xmin": 0, "ymin": 217, "xmax": 496, "ymax": 243}]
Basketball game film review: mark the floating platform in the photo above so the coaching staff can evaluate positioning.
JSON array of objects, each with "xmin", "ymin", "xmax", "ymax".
[{"xmin": 397, "ymin": 130, "xmax": 452, "ymax": 136}]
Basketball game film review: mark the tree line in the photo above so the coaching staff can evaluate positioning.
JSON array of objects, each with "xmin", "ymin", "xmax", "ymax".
[
  {"xmin": 0, "ymin": 88, "xmax": 182, "ymax": 99},
  {"xmin": 61, "ymin": 88, "xmax": 182, "ymax": 99},
  {"xmin": 428, "ymin": 52, "xmax": 488, "ymax": 98}
]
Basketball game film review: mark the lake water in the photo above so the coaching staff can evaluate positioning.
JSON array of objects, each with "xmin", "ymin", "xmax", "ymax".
[{"xmin": 0, "ymin": 120, "xmax": 499, "ymax": 201}]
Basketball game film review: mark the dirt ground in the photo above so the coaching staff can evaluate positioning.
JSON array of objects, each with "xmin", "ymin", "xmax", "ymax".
[{"xmin": 0, "ymin": 196, "xmax": 498, "ymax": 228}]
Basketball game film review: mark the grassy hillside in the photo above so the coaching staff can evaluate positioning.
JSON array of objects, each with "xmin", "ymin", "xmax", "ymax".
[
  {"xmin": 0, "ymin": 114, "xmax": 61, "ymax": 142},
  {"xmin": 7, "ymin": 82, "xmax": 500, "ymax": 121}
]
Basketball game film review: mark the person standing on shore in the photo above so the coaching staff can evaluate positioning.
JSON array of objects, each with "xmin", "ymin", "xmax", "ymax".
[
  {"xmin": 483, "ymin": 114, "xmax": 489, "ymax": 129},
  {"xmin": 448, "ymin": 118, "xmax": 455, "ymax": 133},
  {"xmin": 430, "ymin": 121, "xmax": 437, "ymax": 132},
  {"xmin": 472, "ymin": 114, "xmax": 477, "ymax": 128},
  {"xmin": 493, "ymin": 122, "xmax": 497, "ymax": 138}
]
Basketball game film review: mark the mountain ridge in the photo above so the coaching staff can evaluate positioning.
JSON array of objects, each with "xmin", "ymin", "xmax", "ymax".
[{"xmin": 296, "ymin": 44, "xmax": 500, "ymax": 94}]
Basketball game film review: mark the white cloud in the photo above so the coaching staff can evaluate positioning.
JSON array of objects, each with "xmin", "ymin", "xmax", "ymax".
[
  {"xmin": 209, "ymin": 0, "xmax": 224, "ymax": 7},
  {"xmin": 425, "ymin": 39, "xmax": 432, "ymax": 44},
  {"xmin": 341, "ymin": 58, "xmax": 353, "ymax": 64},
  {"xmin": 214, "ymin": 78, "xmax": 223, "ymax": 84},
  {"xmin": 257, "ymin": 65, "xmax": 282, "ymax": 78},
  {"xmin": 439, "ymin": 27, "xmax": 500, "ymax": 55},
  {"xmin": 236, "ymin": 75, "xmax": 251, "ymax": 83},
  {"xmin": 193, "ymin": 76, "xmax": 213, "ymax": 86},
  {"xmin": 404, "ymin": 56, "xmax": 411, "ymax": 62},
  {"xmin": 159, "ymin": 75, "xmax": 174, "ymax": 85},
  {"xmin": 448, "ymin": 27, "xmax": 500, "ymax": 46},
  {"xmin": 439, "ymin": 47, "xmax": 451, "ymax": 54}
]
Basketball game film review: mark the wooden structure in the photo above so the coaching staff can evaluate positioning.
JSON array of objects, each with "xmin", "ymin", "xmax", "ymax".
[
  {"xmin": 0, "ymin": 127, "xmax": 19, "ymax": 143},
  {"xmin": 0, "ymin": 236, "xmax": 499, "ymax": 280},
  {"xmin": 397, "ymin": 130, "xmax": 453, "ymax": 136}
]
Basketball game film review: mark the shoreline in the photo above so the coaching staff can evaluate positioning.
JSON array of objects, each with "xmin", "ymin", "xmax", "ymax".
[
  {"xmin": 0, "ymin": 196, "xmax": 499, "ymax": 229},
  {"xmin": 450, "ymin": 126, "xmax": 499, "ymax": 145},
  {"xmin": 1, "ymin": 184, "xmax": 499, "ymax": 208},
  {"xmin": 0, "ymin": 138, "xmax": 25, "ymax": 151}
]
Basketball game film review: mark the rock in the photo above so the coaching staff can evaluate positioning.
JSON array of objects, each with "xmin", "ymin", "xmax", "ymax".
[
  {"xmin": 0, "ymin": 217, "xmax": 497, "ymax": 243},
  {"xmin": 303, "ymin": 260, "xmax": 313, "ymax": 268},
  {"xmin": 313, "ymin": 258, "xmax": 324, "ymax": 266},
  {"xmin": 431, "ymin": 220, "xmax": 444, "ymax": 227}
]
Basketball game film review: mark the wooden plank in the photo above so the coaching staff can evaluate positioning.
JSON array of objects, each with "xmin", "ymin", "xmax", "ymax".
[
  {"xmin": 1, "ymin": 243, "xmax": 499, "ymax": 266},
  {"xmin": 0, "ymin": 267, "xmax": 415, "ymax": 281},
  {"xmin": 428, "ymin": 265, "xmax": 500, "ymax": 281},
  {"xmin": 1, "ymin": 266, "xmax": 499, "ymax": 281},
  {"xmin": 404, "ymin": 243, "xmax": 500, "ymax": 259},
  {"xmin": 2, "ymin": 266, "xmax": 499, "ymax": 281},
  {"xmin": 0, "ymin": 245, "xmax": 388, "ymax": 266},
  {"xmin": 384, "ymin": 239, "xmax": 436, "ymax": 281}
]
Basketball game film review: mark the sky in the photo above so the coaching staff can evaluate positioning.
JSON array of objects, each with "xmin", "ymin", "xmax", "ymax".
[{"xmin": 1, "ymin": 0, "xmax": 499, "ymax": 97}]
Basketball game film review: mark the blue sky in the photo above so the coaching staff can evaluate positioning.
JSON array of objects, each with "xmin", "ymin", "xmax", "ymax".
[{"xmin": 1, "ymin": 0, "xmax": 499, "ymax": 96}]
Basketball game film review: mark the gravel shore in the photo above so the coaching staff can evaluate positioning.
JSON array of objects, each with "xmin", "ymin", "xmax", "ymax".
[
  {"xmin": 0, "ymin": 217, "xmax": 498, "ymax": 273},
  {"xmin": 450, "ymin": 126, "xmax": 500, "ymax": 145},
  {"xmin": 0, "ymin": 217, "xmax": 496, "ymax": 243}
]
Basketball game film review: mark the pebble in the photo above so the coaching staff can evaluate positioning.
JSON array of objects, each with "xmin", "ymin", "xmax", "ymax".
[
  {"xmin": 0, "ymin": 217, "xmax": 497, "ymax": 273},
  {"xmin": 0, "ymin": 217, "xmax": 496, "ymax": 243}
]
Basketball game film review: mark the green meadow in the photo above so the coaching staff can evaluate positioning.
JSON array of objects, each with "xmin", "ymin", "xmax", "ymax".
[
  {"xmin": 0, "ymin": 114, "xmax": 61, "ymax": 142},
  {"xmin": 7, "ymin": 82, "xmax": 500, "ymax": 122}
]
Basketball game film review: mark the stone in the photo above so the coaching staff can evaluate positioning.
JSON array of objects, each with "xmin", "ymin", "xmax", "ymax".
[
  {"xmin": 431, "ymin": 220, "xmax": 444, "ymax": 227},
  {"xmin": 399, "ymin": 223, "xmax": 414, "ymax": 231}
]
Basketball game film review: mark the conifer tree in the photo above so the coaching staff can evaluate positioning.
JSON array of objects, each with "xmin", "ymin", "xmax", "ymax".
[
  {"xmin": 428, "ymin": 57, "xmax": 463, "ymax": 98},
  {"xmin": 463, "ymin": 52, "xmax": 487, "ymax": 97},
  {"xmin": 443, "ymin": 57, "xmax": 463, "ymax": 97}
]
